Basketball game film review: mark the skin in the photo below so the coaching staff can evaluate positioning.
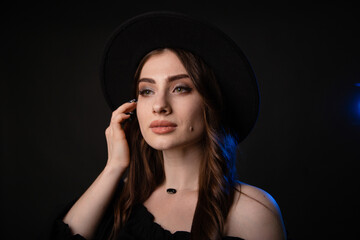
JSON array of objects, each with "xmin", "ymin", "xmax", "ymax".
[
  {"xmin": 137, "ymin": 49, "xmax": 205, "ymax": 190},
  {"xmin": 62, "ymin": 49, "xmax": 286, "ymax": 240},
  {"xmin": 136, "ymin": 50, "xmax": 205, "ymax": 152},
  {"xmin": 138, "ymin": 49, "xmax": 204, "ymax": 232}
]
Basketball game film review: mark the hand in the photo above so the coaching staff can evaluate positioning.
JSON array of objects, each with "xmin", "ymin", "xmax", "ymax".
[{"xmin": 105, "ymin": 101, "xmax": 137, "ymax": 169}]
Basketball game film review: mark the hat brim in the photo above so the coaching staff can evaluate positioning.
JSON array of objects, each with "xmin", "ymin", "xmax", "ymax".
[{"xmin": 100, "ymin": 11, "xmax": 259, "ymax": 142}]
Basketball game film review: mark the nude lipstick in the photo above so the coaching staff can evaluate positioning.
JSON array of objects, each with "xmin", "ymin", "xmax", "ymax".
[{"xmin": 149, "ymin": 120, "xmax": 177, "ymax": 134}]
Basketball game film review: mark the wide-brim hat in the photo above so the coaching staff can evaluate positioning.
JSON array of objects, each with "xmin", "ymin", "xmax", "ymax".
[{"xmin": 100, "ymin": 11, "xmax": 259, "ymax": 143}]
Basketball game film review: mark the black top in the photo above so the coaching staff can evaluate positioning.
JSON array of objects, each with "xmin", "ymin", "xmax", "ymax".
[
  {"xmin": 46, "ymin": 180, "xmax": 244, "ymax": 240},
  {"xmin": 51, "ymin": 204, "xmax": 241, "ymax": 240},
  {"xmin": 50, "ymin": 202, "xmax": 244, "ymax": 240}
]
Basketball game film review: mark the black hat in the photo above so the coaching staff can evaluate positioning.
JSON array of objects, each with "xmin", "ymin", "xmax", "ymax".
[{"xmin": 100, "ymin": 11, "xmax": 259, "ymax": 142}]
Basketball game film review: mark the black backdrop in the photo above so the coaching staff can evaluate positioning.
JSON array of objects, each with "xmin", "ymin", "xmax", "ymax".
[{"xmin": 1, "ymin": 2, "xmax": 359, "ymax": 239}]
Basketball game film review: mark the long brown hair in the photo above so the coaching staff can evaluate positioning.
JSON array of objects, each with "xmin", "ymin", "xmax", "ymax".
[{"xmin": 110, "ymin": 48, "xmax": 239, "ymax": 240}]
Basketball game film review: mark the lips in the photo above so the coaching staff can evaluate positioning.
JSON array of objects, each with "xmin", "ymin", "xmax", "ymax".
[{"xmin": 150, "ymin": 120, "xmax": 177, "ymax": 134}]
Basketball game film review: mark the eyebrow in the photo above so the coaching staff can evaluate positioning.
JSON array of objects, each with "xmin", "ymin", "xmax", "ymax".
[{"xmin": 138, "ymin": 74, "xmax": 190, "ymax": 84}]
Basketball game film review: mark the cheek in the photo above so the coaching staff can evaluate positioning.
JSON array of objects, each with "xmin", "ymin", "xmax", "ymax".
[
  {"xmin": 185, "ymin": 105, "xmax": 205, "ymax": 132},
  {"xmin": 136, "ymin": 102, "xmax": 148, "ymax": 131}
]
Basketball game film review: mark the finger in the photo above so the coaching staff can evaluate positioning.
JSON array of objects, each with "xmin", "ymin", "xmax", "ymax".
[
  {"xmin": 105, "ymin": 115, "xmax": 130, "ymax": 141},
  {"xmin": 111, "ymin": 113, "xmax": 131, "ymax": 125},
  {"xmin": 112, "ymin": 101, "xmax": 137, "ymax": 116}
]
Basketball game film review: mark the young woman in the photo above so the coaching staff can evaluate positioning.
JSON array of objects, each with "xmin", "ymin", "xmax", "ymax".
[{"xmin": 50, "ymin": 12, "xmax": 287, "ymax": 240}]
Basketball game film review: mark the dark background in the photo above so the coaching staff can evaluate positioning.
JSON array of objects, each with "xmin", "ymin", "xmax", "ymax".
[{"xmin": 1, "ymin": 1, "xmax": 359, "ymax": 239}]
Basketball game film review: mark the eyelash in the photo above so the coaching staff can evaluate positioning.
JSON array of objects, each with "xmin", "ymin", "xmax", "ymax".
[
  {"xmin": 173, "ymin": 86, "xmax": 192, "ymax": 93},
  {"xmin": 139, "ymin": 89, "xmax": 153, "ymax": 96},
  {"xmin": 138, "ymin": 86, "xmax": 192, "ymax": 96}
]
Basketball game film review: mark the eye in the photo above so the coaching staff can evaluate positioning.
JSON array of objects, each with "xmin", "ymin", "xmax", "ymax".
[
  {"xmin": 139, "ymin": 88, "xmax": 153, "ymax": 96},
  {"xmin": 173, "ymin": 86, "xmax": 192, "ymax": 93}
]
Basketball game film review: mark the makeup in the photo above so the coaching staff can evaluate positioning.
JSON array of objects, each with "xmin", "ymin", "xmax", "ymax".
[{"xmin": 149, "ymin": 120, "xmax": 177, "ymax": 134}]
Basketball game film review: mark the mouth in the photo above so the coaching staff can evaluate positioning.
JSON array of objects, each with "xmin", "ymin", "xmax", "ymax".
[{"xmin": 149, "ymin": 120, "xmax": 177, "ymax": 134}]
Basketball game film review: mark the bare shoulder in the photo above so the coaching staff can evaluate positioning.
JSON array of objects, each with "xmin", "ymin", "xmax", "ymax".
[{"xmin": 224, "ymin": 182, "xmax": 287, "ymax": 240}]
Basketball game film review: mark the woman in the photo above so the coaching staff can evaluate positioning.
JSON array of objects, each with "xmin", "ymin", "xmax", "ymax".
[{"xmin": 51, "ymin": 12, "xmax": 287, "ymax": 240}]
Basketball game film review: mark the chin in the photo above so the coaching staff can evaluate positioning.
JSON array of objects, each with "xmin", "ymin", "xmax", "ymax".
[
  {"xmin": 145, "ymin": 139, "xmax": 178, "ymax": 151},
  {"xmin": 141, "ymin": 129, "xmax": 204, "ymax": 151},
  {"xmin": 144, "ymin": 135, "xmax": 203, "ymax": 152}
]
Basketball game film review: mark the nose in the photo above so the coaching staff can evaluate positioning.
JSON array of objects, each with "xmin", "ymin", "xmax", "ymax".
[{"xmin": 152, "ymin": 92, "xmax": 172, "ymax": 115}]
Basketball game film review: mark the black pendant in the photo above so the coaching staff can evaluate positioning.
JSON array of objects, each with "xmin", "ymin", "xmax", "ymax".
[{"xmin": 166, "ymin": 188, "xmax": 177, "ymax": 194}]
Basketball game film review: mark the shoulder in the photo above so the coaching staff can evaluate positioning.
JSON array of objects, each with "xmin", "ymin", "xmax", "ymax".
[{"xmin": 224, "ymin": 182, "xmax": 287, "ymax": 240}]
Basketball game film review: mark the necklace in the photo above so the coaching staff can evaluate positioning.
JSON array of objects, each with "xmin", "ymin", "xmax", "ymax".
[{"xmin": 166, "ymin": 188, "xmax": 177, "ymax": 194}]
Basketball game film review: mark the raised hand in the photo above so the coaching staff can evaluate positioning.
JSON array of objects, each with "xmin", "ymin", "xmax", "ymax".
[{"xmin": 105, "ymin": 100, "xmax": 137, "ymax": 169}]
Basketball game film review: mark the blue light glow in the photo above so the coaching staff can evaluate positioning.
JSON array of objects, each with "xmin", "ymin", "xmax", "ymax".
[
  {"xmin": 349, "ymin": 84, "xmax": 360, "ymax": 125},
  {"xmin": 354, "ymin": 97, "xmax": 360, "ymax": 122}
]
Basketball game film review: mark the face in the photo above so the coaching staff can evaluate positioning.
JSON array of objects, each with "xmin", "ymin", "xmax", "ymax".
[{"xmin": 136, "ymin": 49, "xmax": 205, "ymax": 151}]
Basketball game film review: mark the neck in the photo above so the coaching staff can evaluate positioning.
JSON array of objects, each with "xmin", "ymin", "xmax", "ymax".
[{"xmin": 161, "ymin": 143, "xmax": 203, "ymax": 192}]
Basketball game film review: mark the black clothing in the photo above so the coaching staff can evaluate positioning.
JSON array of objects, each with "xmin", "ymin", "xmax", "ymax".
[
  {"xmin": 47, "ymin": 181, "xmax": 244, "ymax": 240},
  {"xmin": 51, "ymin": 202, "xmax": 244, "ymax": 240}
]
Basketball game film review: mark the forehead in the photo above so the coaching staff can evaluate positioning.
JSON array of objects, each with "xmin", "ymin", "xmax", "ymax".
[{"xmin": 139, "ymin": 50, "xmax": 188, "ymax": 79}]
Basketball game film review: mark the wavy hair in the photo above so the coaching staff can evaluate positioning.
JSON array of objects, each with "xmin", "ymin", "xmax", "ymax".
[{"xmin": 110, "ymin": 48, "xmax": 239, "ymax": 240}]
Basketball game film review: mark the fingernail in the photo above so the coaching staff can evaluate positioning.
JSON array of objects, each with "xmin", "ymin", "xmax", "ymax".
[{"xmin": 129, "ymin": 99, "xmax": 137, "ymax": 103}]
